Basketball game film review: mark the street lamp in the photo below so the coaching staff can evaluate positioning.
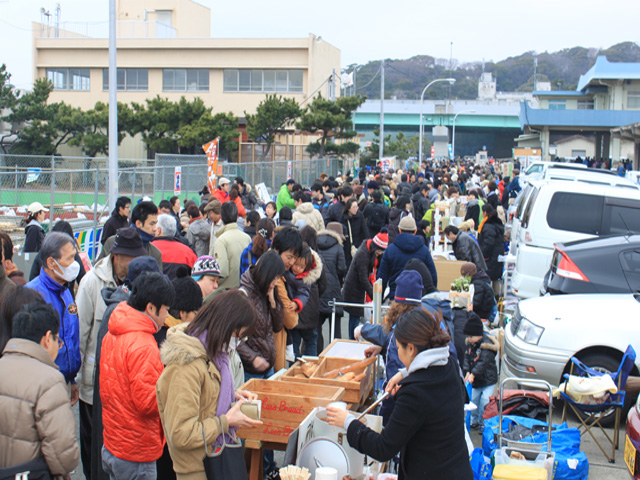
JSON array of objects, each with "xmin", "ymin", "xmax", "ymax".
[
  {"xmin": 452, "ymin": 109, "xmax": 475, "ymax": 159},
  {"xmin": 419, "ymin": 78, "xmax": 456, "ymax": 163}
]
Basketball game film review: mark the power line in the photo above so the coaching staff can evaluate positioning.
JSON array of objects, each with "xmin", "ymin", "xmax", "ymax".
[
  {"xmin": 0, "ymin": 18, "xmax": 33, "ymax": 32},
  {"xmin": 356, "ymin": 66, "xmax": 382, "ymax": 91}
]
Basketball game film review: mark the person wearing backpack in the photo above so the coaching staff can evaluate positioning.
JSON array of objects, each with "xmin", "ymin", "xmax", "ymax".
[{"xmin": 363, "ymin": 190, "xmax": 389, "ymax": 236}]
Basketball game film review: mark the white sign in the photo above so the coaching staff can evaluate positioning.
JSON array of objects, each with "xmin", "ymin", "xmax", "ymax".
[
  {"xmin": 174, "ymin": 166, "xmax": 182, "ymax": 195},
  {"xmin": 255, "ymin": 183, "xmax": 271, "ymax": 205},
  {"xmin": 287, "ymin": 161, "xmax": 292, "ymax": 179}
]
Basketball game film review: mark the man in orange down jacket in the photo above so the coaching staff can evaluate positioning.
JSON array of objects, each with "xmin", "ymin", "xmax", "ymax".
[{"xmin": 99, "ymin": 272, "xmax": 175, "ymax": 479}]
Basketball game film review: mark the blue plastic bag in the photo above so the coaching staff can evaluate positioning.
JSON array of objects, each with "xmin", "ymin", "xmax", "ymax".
[
  {"xmin": 482, "ymin": 415, "xmax": 588, "ymax": 480},
  {"xmin": 469, "ymin": 447, "xmax": 492, "ymax": 480}
]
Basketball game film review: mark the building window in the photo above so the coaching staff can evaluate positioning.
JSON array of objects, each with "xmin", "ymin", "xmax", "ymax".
[
  {"xmin": 162, "ymin": 69, "xmax": 209, "ymax": 92},
  {"xmin": 223, "ymin": 69, "xmax": 304, "ymax": 93},
  {"xmin": 628, "ymin": 91, "xmax": 640, "ymax": 109},
  {"xmin": 46, "ymin": 68, "xmax": 90, "ymax": 91},
  {"xmin": 577, "ymin": 100, "xmax": 594, "ymax": 110},
  {"xmin": 102, "ymin": 69, "xmax": 148, "ymax": 91},
  {"xmin": 548, "ymin": 100, "xmax": 566, "ymax": 110}
]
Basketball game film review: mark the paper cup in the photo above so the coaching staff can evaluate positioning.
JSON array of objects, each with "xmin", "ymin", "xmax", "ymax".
[
  {"xmin": 315, "ymin": 467, "xmax": 338, "ymax": 480},
  {"xmin": 327, "ymin": 401, "xmax": 347, "ymax": 411}
]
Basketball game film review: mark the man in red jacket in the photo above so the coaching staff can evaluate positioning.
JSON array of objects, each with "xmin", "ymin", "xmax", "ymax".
[{"xmin": 99, "ymin": 272, "xmax": 175, "ymax": 479}]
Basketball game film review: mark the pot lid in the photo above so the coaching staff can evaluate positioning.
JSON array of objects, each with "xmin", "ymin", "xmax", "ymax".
[{"xmin": 297, "ymin": 436, "xmax": 349, "ymax": 479}]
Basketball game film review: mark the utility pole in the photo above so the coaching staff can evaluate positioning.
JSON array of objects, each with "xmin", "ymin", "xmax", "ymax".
[
  {"xmin": 108, "ymin": 0, "xmax": 118, "ymax": 210},
  {"xmin": 379, "ymin": 59, "xmax": 385, "ymax": 161},
  {"xmin": 331, "ymin": 68, "xmax": 336, "ymax": 101}
]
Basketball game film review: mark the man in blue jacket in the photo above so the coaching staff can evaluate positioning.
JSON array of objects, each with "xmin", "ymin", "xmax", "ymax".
[
  {"xmin": 377, "ymin": 216, "xmax": 437, "ymax": 298},
  {"xmin": 26, "ymin": 232, "xmax": 81, "ymax": 405}
]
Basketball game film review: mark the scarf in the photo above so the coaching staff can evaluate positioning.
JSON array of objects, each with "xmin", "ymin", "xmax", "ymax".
[
  {"xmin": 192, "ymin": 329, "xmax": 238, "ymax": 446},
  {"xmin": 136, "ymin": 227, "xmax": 155, "ymax": 246},
  {"xmin": 477, "ymin": 216, "xmax": 488, "ymax": 234}
]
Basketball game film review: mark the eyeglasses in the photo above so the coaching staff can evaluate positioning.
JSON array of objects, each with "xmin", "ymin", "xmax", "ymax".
[{"xmin": 56, "ymin": 335, "xmax": 64, "ymax": 348}]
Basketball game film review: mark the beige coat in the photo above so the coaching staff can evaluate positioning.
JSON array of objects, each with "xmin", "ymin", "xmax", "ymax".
[
  {"xmin": 76, "ymin": 255, "xmax": 117, "ymax": 403},
  {"xmin": 211, "ymin": 223, "xmax": 251, "ymax": 290},
  {"xmin": 0, "ymin": 338, "xmax": 80, "ymax": 474},
  {"xmin": 156, "ymin": 324, "xmax": 229, "ymax": 479},
  {"xmin": 291, "ymin": 202, "xmax": 325, "ymax": 232}
]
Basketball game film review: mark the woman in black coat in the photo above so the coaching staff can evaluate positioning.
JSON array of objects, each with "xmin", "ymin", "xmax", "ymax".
[
  {"xmin": 341, "ymin": 198, "xmax": 370, "ymax": 267},
  {"xmin": 341, "ymin": 233, "xmax": 387, "ymax": 339},
  {"xmin": 316, "ymin": 224, "xmax": 347, "ymax": 351},
  {"xmin": 327, "ymin": 308, "xmax": 472, "ymax": 480},
  {"xmin": 478, "ymin": 204, "xmax": 505, "ymax": 285}
]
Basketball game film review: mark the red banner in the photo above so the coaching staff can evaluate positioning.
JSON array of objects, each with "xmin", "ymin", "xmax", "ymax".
[{"xmin": 203, "ymin": 138, "xmax": 219, "ymax": 192}]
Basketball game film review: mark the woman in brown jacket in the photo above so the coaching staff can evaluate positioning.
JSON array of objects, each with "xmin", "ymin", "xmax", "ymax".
[
  {"xmin": 156, "ymin": 290, "xmax": 262, "ymax": 480},
  {"xmin": 238, "ymin": 250, "xmax": 286, "ymax": 379}
]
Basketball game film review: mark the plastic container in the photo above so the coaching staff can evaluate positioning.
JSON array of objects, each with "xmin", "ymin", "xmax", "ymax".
[
  {"xmin": 492, "ymin": 448, "xmax": 555, "ymax": 480},
  {"xmin": 492, "ymin": 464, "xmax": 547, "ymax": 480}
]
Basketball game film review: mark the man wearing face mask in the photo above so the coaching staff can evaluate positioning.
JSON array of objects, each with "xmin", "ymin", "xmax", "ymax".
[
  {"xmin": 100, "ymin": 272, "xmax": 175, "ymax": 480},
  {"xmin": 26, "ymin": 232, "xmax": 82, "ymax": 405}
]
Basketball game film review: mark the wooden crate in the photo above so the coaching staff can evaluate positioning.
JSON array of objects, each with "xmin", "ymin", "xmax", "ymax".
[
  {"xmin": 309, "ymin": 357, "xmax": 374, "ymax": 405},
  {"xmin": 319, "ymin": 339, "xmax": 371, "ymax": 360},
  {"xmin": 237, "ymin": 378, "xmax": 344, "ymax": 444},
  {"xmin": 280, "ymin": 359, "xmax": 321, "ymax": 381}
]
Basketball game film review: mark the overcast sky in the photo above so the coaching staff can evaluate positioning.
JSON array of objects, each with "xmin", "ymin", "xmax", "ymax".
[{"xmin": 0, "ymin": 0, "xmax": 638, "ymax": 90}]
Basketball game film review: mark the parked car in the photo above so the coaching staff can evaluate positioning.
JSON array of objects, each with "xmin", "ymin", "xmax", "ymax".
[
  {"xmin": 521, "ymin": 161, "xmax": 587, "ymax": 184},
  {"xmin": 502, "ymin": 293, "xmax": 640, "ymax": 392},
  {"xmin": 542, "ymin": 235, "xmax": 640, "ymax": 295},
  {"xmin": 511, "ymin": 176, "xmax": 640, "ymax": 298},
  {"xmin": 627, "ymin": 396, "xmax": 640, "ymax": 479}
]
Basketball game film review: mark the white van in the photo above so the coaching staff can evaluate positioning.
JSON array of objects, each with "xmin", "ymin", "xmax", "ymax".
[
  {"xmin": 511, "ymin": 175, "xmax": 640, "ymax": 299},
  {"xmin": 521, "ymin": 161, "xmax": 586, "ymax": 184}
]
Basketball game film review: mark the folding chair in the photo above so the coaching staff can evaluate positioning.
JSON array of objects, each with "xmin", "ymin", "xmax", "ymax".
[{"xmin": 560, "ymin": 345, "xmax": 636, "ymax": 463}]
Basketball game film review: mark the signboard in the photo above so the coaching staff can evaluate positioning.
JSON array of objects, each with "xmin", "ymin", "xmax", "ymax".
[
  {"xmin": 379, "ymin": 156, "xmax": 395, "ymax": 173},
  {"xmin": 255, "ymin": 183, "xmax": 271, "ymax": 205},
  {"xmin": 431, "ymin": 146, "xmax": 435, "ymax": 158},
  {"xmin": 202, "ymin": 138, "xmax": 219, "ymax": 192},
  {"xmin": 174, "ymin": 166, "xmax": 182, "ymax": 195},
  {"xmin": 26, "ymin": 168, "xmax": 41, "ymax": 184},
  {"xmin": 287, "ymin": 161, "xmax": 292, "ymax": 179},
  {"xmin": 448, "ymin": 144, "xmax": 453, "ymax": 160}
]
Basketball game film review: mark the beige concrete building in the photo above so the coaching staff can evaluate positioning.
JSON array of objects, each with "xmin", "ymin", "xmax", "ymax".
[{"xmin": 33, "ymin": 0, "xmax": 341, "ymax": 120}]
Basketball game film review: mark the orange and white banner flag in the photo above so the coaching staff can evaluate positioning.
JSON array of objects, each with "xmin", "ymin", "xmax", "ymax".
[{"xmin": 203, "ymin": 138, "xmax": 219, "ymax": 192}]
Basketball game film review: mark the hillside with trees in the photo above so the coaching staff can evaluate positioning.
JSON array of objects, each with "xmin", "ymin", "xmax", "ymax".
[{"xmin": 348, "ymin": 42, "xmax": 640, "ymax": 100}]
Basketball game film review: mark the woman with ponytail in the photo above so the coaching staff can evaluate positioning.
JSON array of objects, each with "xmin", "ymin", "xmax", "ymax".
[
  {"xmin": 327, "ymin": 307, "xmax": 472, "ymax": 480},
  {"xmin": 239, "ymin": 218, "xmax": 275, "ymax": 277}
]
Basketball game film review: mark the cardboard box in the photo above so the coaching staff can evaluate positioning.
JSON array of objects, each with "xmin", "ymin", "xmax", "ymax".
[
  {"xmin": 434, "ymin": 259, "xmax": 466, "ymax": 291},
  {"xmin": 320, "ymin": 339, "xmax": 371, "ymax": 360}
]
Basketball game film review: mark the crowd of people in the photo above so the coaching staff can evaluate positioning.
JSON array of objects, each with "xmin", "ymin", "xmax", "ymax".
[{"xmin": 0, "ymin": 160, "xmax": 513, "ymax": 480}]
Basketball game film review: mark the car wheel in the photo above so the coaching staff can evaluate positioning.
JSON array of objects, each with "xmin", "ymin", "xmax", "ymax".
[{"xmin": 568, "ymin": 353, "xmax": 621, "ymax": 428}]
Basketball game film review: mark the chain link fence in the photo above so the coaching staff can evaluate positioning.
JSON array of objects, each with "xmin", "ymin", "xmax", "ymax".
[{"xmin": 0, "ymin": 154, "xmax": 345, "ymax": 255}]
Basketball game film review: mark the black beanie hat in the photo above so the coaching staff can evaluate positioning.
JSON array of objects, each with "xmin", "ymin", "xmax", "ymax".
[
  {"xmin": 463, "ymin": 312, "xmax": 484, "ymax": 336},
  {"xmin": 171, "ymin": 267, "xmax": 203, "ymax": 313}
]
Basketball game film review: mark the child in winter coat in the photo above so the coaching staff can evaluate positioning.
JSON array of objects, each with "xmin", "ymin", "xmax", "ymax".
[
  {"xmin": 283, "ymin": 244, "xmax": 314, "ymax": 362},
  {"xmin": 463, "ymin": 313, "xmax": 499, "ymax": 431}
]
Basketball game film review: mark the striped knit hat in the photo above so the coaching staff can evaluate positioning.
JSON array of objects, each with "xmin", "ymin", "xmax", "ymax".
[{"xmin": 372, "ymin": 231, "xmax": 389, "ymax": 249}]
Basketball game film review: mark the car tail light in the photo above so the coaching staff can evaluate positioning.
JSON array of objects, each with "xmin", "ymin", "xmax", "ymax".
[{"xmin": 556, "ymin": 249, "xmax": 590, "ymax": 282}]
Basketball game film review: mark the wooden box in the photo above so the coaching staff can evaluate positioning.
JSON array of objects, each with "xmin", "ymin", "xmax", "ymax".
[
  {"xmin": 311, "ymin": 357, "xmax": 374, "ymax": 405},
  {"xmin": 280, "ymin": 359, "xmax": 321, "ymax": 381},
  {"xmin": 236, "ymin": 378, "xmax": 344, "ymax": 444},
  {"xmin": 320, "ymin": 339, "xmax": 371, "ymax": 361},
  {"xmin": 434, "ymin": 259, "xmax": 466, "ymax": 291}
]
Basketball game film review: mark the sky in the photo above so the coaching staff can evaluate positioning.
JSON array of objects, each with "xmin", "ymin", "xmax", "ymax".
[{"xmin": 0, "ymin": 0, "xmax": 638, "ymax": 91}]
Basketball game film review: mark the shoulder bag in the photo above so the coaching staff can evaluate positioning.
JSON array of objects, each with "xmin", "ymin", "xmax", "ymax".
[{"xmin": 202, "ymin": 417, "xmax": 248, "ymax": 480}]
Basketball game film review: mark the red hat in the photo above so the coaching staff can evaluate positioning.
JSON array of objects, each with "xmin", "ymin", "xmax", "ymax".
[{"xmin": 373, "ymin": 232, "xmax": 389, "ymax": 249}]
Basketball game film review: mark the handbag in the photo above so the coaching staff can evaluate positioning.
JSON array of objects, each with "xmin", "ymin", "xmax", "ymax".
[
  {"xmin": 0, "ymin": 457, "xmax": 51, "ymax": 480},
  {"xmin": 347, "ymin": 220, "xmax": 357, "ymax": 257},
  {"xmin": 202, "ymin": 417, "xmax": 248, "ymax": 480}
]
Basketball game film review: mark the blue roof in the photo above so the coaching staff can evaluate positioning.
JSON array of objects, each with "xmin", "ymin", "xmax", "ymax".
[
  {"xmin": 532, "ymin": 90, "xmax": 588, "ymax": 97},
  {"xmin": 577, "ymin": 56, "xmax": 640, "ymax": 91},
  {"xmin": 520, "ymin": 102, "xmax": 640, "ymax": 129}
]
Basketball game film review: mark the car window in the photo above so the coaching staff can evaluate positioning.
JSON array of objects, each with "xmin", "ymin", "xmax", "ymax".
[
  {"xmin": 546, "ymin": 192, "xmax": 603, "ymax": 234},
  {"xmin": 515, "ymin": 185, "xmax": 533, "ymax": 220},
  {"xmin": 526, "ymin": 165, "xmax": 543, "ymax": 175},
  {"xmin": 520, "ymin": 186, "xmax": 540, "ymax": 229},
  {"xmin": 621, "ymin": 250, "xmax": 640, "ymax": 272},
  {"xmin": 602, "ymin": 203, "xmax": 640, "ymax": 235}
]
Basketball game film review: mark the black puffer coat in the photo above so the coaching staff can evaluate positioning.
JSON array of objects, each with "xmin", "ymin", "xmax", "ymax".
[
  {"xmin": 452, "ymin": 231, "xmax": 487, "ymax": 272},
  {"xmin": 238, "ymin": 267, "xmax": 284, "ymax": 373},
  {"xmin": 294, "ymin": 249, "xmax": 327, "ymax": 330},
  {"xmin": 316, "ymin": 229, "xmax": 347, "ymax": 315},
  {"xmin": 463, "ymin": 333, "xmax": 499, "ymax": 388},
  {"xmin": 471, "ymin": 269, "xmax": 495, "ymax": 320},
  {"xmin": 342, "ymin": 211, "xmax": 370, "ymax": 265},
  {"xmin": 342, "ymin": 240, "xmax": 380, "ymax": 317},
  {"xmin": 479, "ymin": 215, "xmax": 505, "ymax": 281}
]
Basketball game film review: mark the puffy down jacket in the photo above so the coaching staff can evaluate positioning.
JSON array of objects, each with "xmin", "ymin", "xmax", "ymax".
[{"xmin": 99, "ymin": 302, "xmax": 164, "ymax": 462}]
